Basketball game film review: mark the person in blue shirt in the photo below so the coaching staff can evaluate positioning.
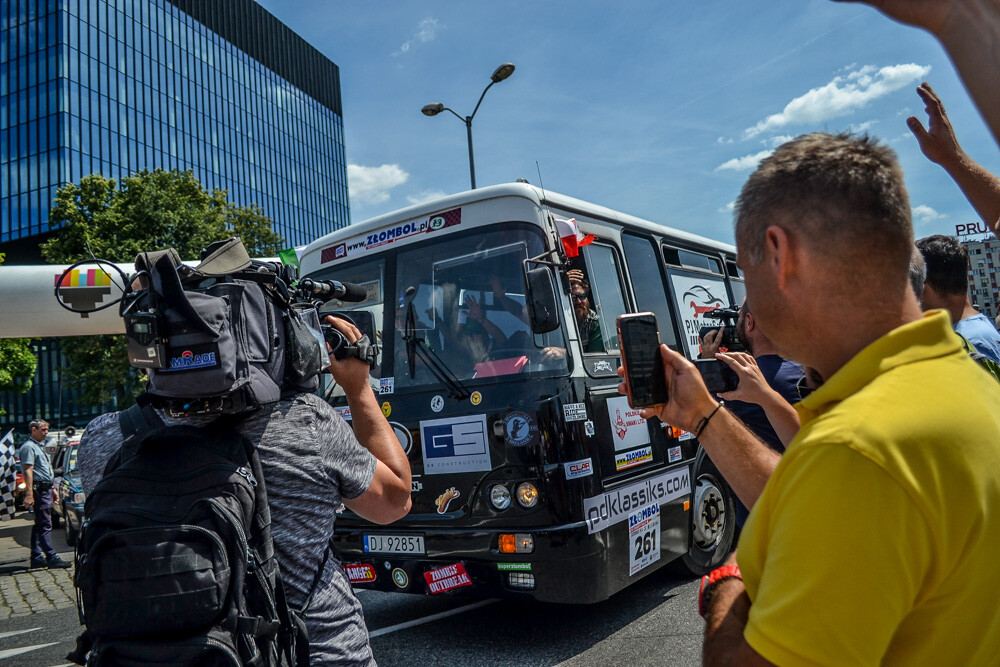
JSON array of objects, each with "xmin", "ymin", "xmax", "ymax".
[
  {"xmin": 18, "ymin": 419, "xmax": 71, "ymax": 569},
  {"xmin": 700, "ymin": 299, "xmax": 805, "ymax": 524},
  {"xmin": 917, "ymin": 235, "xmax": 1000, "ymax": 365}
]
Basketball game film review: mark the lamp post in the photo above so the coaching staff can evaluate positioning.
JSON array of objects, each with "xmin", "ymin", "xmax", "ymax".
[{"xmin": 422, "ymin": 62, "xmax": 515, "ymax": 189}]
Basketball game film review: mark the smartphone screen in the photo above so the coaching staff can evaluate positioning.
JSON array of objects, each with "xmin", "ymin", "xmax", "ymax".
[
  {"xmin": 693, "ymin": 359, "xmax": 739, "ymax": 394},
  {"xmin": 617, "ymin": 313, "xmax": 668, "ymax": 408}
]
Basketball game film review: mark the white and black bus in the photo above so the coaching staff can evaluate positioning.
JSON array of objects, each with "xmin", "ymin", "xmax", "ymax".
[{"xmin": 299, "ymin": 183, "xmax": 745, "ymax": 603}]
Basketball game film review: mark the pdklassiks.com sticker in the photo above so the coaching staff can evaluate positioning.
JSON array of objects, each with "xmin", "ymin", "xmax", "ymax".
[
  {"xmin": 583, "ymin": 467, "xmax": 691, "ymax": 534},
  {"xmin": 502, "ymin": 410, "xmax": 539, "ymax": 447},
  {"xmin": 435, "ymin": 486, "xmax": 461, "ymax": 514}
]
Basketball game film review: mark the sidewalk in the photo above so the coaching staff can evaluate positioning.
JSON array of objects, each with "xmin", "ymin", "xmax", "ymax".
[{"xmin": 0, "ymin": 512, "xmax": 76, "ymax": 619}]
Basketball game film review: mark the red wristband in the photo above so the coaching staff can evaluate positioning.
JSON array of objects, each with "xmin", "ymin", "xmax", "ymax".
[{"xmin": 698, "ymin": 563, "xmax": 742, "ymax": 618}]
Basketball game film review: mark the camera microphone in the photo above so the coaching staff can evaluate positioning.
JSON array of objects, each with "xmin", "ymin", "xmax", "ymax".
[{"xmin": 299, "ymin": 278, "xmax": 367, "ymax": 302}]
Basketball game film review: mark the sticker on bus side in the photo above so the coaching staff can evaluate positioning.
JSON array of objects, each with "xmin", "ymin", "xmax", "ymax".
[
  {"xmin": 607, "ymin": 396, "xmax": 651, "ymax": 451},
  {"xmin": 563, "ymin": 403, "xmax": 588, "ymax": 422},
  {"xmin": 615, "ymin": 446, "xmax": 652, "ymax": 471},
  {"xmin": 419, "ymin": 415, "xmax": 492, "ymax": 475},
  {"xmin": 583, "ymin": 467, "xmax": 691, "ymax": 534},
  {"xmin": 564, "ymin": 458, "xmax": 594, "ymax": 480},
  {"xmin": 320, "ymin": 208, "xmax": 463, "ymax": 264},
  {"xmin": 628, "ymin": 503, "xmax": 661, "ymax": 576}
]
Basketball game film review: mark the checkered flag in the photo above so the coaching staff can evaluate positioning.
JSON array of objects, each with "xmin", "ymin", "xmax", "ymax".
[{"xmin": 0, "ymin": 429, "xmax": 17, "ymax": 520}]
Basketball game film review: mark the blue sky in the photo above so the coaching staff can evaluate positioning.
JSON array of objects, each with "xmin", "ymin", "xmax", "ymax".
[{"xmin": 257, "ymin": 0, "xmax": 1000, "ymax": 245}]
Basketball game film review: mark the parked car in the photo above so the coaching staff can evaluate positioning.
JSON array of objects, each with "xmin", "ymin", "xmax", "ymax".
[{"xmin": 53, "ymin": 442, "xmax": 85, "ymax": 545}]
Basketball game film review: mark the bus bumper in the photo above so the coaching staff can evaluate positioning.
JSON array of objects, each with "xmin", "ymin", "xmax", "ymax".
[{"xmin": 332, "ymin": 520, "xmax": 614, "ymax": 604}]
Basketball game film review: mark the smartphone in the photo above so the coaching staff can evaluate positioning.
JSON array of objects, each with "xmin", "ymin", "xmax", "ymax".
[
  {"xmin": 693, "ymin": 358, "xmax": 739, "ymax": 394},
  {"xmin": 617, "ymin": 312, "xmax": 668, "ymax": 408}
]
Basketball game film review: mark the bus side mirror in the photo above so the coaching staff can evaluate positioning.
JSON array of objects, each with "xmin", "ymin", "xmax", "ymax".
[{"xmin": 525, "ymin": 266, "xmax": 560, "ymax": 334}]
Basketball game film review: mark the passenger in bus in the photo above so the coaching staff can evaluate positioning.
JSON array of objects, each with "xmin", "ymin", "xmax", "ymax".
[
  {"xmin": 625, "ymin": 132, "xmax": 1000, "ymax": 665},
  {"xmin": 541, "ymin": 268, "xmax": 605, "ymax": 362}
]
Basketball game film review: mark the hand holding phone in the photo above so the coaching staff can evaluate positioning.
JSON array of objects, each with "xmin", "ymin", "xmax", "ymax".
[
  {"xmin": 617, "ymin": 313, "xmax": 668, "ymax": 408},
  {"xmin": 693, "ymin": 358, "xmax": 739, "ymax": 394}
]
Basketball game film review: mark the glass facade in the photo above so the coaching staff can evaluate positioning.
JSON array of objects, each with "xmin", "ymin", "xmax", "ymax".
[
  {"xmin": 1, "ymin": 0, "xmax": 350, "ymax": 430},
  {"xmin": 1, "ymin": 0, "xmax": 350, "ymax": 248}
]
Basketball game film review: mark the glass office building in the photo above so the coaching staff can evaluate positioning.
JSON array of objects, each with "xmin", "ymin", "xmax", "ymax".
[{"xmin": 1, "ymin": 0, "xmax": 351, "ymax": 428}]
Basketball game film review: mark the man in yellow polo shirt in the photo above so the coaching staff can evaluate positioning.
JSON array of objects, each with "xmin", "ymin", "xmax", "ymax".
[{"xmin": 625, "ymin": 132, "xmax": 1000, "ymax": 664}]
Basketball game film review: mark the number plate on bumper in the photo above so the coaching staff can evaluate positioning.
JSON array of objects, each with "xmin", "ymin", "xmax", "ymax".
[{"xmin": 363, "ymin": 534, "xmax": 425, "ymax": 555}]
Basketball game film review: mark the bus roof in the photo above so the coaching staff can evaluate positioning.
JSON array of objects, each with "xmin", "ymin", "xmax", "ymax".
[{"xmin": 300, "ymin": 183, "xmax": 736, "ymax": 268}]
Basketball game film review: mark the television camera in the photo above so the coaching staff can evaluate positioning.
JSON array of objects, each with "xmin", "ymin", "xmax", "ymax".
[{"xmin": 697, "ymin": 305, "xmax": 746, "ymax": 353}]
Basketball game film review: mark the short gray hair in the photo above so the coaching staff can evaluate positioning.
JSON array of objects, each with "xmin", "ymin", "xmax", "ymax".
[{"xmin": 735, "ymin": 133, "xmax": 912, "ymax": 280}]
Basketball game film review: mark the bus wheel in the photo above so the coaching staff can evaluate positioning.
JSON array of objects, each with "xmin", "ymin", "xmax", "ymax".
[{"xmin": 678, "ymin": 463, "xmax": 736, "ymax": 576}]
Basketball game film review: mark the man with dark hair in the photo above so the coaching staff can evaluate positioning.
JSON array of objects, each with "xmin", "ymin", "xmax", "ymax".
[
  {"xmin": 625, "ymin": 132, "xmax": 1000, "ymax": 664},
  {"xmin": 917, "ymin": 234, "xmax": 1000, "ymax": 364},
  {"xmin": 19, "ymin": 419, "xmax": 71, "ymax": 569}
]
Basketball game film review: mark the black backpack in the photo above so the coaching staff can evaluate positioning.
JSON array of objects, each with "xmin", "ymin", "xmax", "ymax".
[{"xmin": 68, "ymin": 401, "xmax": 314, "ymax": 666}]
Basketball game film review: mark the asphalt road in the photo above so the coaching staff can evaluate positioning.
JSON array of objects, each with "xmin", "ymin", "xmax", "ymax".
[{"xmin": 2, "ymin": 565, "xmax": 704, "ymax": 666}]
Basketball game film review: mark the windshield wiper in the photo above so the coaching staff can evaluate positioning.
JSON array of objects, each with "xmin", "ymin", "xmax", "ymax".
[{"xmin": 403, "ymin": 299, "xmax": 471, "ymax": 400}]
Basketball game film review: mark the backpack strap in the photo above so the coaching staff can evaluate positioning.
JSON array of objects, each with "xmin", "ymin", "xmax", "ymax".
[{"xmin": 108, "ymin": 397, "xmax": 166, "ymax": 474}]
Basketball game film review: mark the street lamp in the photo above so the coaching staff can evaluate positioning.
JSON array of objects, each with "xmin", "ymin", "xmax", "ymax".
[{"xmin": 421, "ymin": 62, "xmax": 516, "ymax": 189}]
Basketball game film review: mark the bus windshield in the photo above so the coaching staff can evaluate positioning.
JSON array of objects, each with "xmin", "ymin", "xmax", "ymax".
[{"xmin": 313, "ymin": 224, "xmax": 568, "ymax": 394}]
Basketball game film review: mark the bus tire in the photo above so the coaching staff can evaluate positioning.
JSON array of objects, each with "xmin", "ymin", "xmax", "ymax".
[{"xmin": 676, "ymin": 456, "xmax": 737, "ymax": 576}]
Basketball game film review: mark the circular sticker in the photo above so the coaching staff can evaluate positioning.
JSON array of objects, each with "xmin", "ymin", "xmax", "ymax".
[
  {"xmin": 502, "ymin": 410, "xmax": 539, "ymax": 447},
  {"xmin": 429, "ymin": 215, "xmax": 446, "ymax": 230},
  {"xmin": 430, "ymin": 395, "xmax": 445, "ymax": 412},
  {"xmin": 381, "ymin": 402, "xmax": 392, "ymax": 417},
  {"xmin": 390, "ymin": 421, "xmax": 412, "ymax": 455},
  {"xmin": 392, "ymin": 568, "xmax": 409, "ymax": 588},
  {"xmin": 470, "ymin": 391, "xmax": 482, "ymax": 406}
]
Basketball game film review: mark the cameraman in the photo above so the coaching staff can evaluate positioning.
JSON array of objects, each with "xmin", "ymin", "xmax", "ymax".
[{"xmin": 79, "ymin": 316, "xmax": 411, "ymax": 665}]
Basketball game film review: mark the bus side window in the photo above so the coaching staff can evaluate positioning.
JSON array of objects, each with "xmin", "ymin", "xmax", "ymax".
[
  {"xmin": 622, "ymin": 232, "xmax": 679, "ymax": 349},
  {"xmin": 579, "ymin": 244, "xmax": 627, "ymax": 353}
]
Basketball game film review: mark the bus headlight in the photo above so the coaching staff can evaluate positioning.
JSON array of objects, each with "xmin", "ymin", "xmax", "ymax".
[
  {"xmin": 490, "ymin": 484, "xmax": 511, "ymax": 510},
  {"xmin": 516, "ymin": 482, "xmax": 539, "ymax": 509}
]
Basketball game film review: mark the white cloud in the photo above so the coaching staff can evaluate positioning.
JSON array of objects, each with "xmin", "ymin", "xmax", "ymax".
[
  {"xmin": 347, "ymin": 164, "xmax": 409, "ymax": 205},
  {"xmin": 767, "ymin": 135, "xmax": 794, "ymax": 148},
  {"xmin": 716, "ymin": 136, "xmax": 734, "ymax": 145},
  {"xmin": 406, "ymin": 190, "xmax": 448, "ymax": 205},
  {"xmin": 715, "ymin": 150, "xmax": 773, "ymax": 172},
  {"xmin": 847, "ymin": 119, "xmax": 878, "ymax": 133},
  {"xmin": 719, "ymin": 201, "xmax": 736, "ymax": 214},
  {"xmin": 912, "ymin": 204, "xmax": 945, "ymax": 226},
  {"xmin": 743, "ymin": 63, "xmax": 930, "ymax": 139},
  {"xmin": 394, "ymin": 18, "xmax": 444, "ymax": 56}
]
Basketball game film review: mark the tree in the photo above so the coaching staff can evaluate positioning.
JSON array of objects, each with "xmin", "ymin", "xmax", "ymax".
[
  {"xmin": 41, "ymin": 169, "xmax": 286, "ymax": 409},
  {"xmin": 0, "ymin": 252, "xmax": 38, "ymax": 411}
]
